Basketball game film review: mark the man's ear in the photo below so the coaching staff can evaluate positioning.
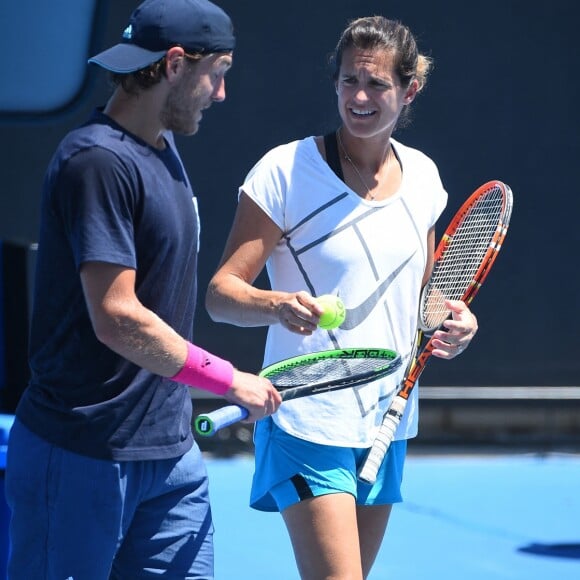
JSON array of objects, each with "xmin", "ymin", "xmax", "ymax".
[{"xmin": 165, "ymin": 46, "xmax": 187, "ymax": 78}]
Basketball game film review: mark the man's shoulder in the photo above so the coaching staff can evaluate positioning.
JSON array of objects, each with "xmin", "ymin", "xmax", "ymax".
[
  {"xmin": 52, "ymin": 112, "xmax": 146, "ymax": 177},
  {"xmin": 60, "ymin": 113, "xmax": 122, "ymax": 154}
]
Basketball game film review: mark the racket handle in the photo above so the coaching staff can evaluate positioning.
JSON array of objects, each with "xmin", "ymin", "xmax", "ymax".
[
  {"xmin": 194, "ymin": 405, "xmax": 249, "ymax": 437},
  {"xmin": 358, "ymin": 396, "xmax": 408, "ymax": 484}
]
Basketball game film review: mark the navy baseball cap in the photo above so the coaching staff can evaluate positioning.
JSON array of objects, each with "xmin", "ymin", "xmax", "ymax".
[{"xmin": 88, "ymin": 0, "xmax": 235, "ymax": 73}]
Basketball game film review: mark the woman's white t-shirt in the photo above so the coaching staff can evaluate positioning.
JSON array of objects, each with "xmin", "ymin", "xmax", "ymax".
[{"xmin": 242, "ymin": 136, "xmax": 447, "ymax": 446}]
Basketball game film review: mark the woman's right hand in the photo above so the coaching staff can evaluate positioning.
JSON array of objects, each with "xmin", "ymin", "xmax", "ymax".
[{"xmin": 275, "ymin": 290, "xmax": 325, "ymax": 335}]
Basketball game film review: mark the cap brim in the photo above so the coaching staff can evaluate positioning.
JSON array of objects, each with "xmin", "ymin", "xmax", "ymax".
[{"xmin": 88, "ymin": 43, "xmax": 167, "ymax": 73}]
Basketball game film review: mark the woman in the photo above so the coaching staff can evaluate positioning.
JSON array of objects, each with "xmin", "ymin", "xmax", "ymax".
[{"xmin": 206, "ymin": 16, "xmax": 478, "ymax": 579}]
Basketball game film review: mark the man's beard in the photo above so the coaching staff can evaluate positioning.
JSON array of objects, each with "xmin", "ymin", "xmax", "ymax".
[{"xmin": 160, "ymin": 80, "xmax": 201, "ymax": 136}]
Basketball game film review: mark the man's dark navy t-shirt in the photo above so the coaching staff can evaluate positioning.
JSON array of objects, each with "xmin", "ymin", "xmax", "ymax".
[{"xmin": 16, "ymin": 110, "xmax": 200, "ymax": 461}]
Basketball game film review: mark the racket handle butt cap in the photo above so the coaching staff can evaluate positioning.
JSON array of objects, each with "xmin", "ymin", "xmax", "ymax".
[{"xmin": 195, "ymin": 405, "xmax": 249, "ymax": 437}]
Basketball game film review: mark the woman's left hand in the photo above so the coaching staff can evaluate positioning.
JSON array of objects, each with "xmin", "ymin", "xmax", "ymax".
[{"xmin": 430, "ymin": 300, "xmax": 478, "ymax": 359}]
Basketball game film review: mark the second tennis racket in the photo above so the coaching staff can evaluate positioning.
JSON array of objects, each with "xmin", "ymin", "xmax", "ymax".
[{"xmin": 357, "ymin": 179, "xmax": 514, "ymax": 484}]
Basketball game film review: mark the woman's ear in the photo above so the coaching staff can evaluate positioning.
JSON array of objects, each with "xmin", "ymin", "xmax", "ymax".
[{"xmin": 403, "ymin": 78, "xmax": 419, "ymax": 104}]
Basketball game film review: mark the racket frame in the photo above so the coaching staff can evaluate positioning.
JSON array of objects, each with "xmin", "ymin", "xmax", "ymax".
[
  {"xmin": 357, "ymin": 180, "xmax": 513, "ymax": 484},
  {"xmin": 195, "ymin": 348, "xmax": 402, "ymax": 437}
]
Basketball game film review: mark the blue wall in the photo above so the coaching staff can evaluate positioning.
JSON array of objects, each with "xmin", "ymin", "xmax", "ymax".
[
  {"xmin": 0, "ymin": 241, "xmax": 4, "ymax": 391},
  {"xmin": 0, "ymin": 0, "xmax": 577, "ymax": 405}
]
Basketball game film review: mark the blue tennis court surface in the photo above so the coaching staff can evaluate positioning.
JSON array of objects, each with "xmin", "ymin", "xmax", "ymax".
[{"xmin": 206, "ymin": 451, "xmax": 580, "ymax": 579}]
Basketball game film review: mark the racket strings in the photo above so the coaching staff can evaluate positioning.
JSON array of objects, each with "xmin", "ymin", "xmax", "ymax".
[
  {"xmin": 267, "ymin": 356, "xmax": 393, "ymax": 389},
  {"xmin": 421, "ymin": 185, "xmax": 506, "ymax": 329}
]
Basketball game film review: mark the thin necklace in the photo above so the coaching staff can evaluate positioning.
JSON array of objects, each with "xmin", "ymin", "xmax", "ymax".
[{"xmin": 336, "ymin": 129, "xmax": 391, "ymax": 201}]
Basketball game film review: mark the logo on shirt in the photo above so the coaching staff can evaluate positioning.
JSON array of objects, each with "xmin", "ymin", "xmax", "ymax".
[{"xmin": 340, "ymin": 253, "xmax": 415, "ymax": 330}]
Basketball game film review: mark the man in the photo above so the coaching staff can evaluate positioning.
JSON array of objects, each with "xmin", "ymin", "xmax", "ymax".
[{"xmin": 5, "ymin": 0, "xmax": 281, "ymax": 578}]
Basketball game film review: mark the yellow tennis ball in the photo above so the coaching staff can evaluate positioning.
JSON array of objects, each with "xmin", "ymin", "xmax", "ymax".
[{"xmin": 317, "ymin": 294, "xmax": 346, "ymax": 330}]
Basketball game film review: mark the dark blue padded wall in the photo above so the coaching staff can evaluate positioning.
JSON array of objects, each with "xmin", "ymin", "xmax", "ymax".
[
  {"xmin": 0, "ymin": 241, "xmax": 4, "ymax": 392},
  {"xmin": 0, "ymin": 243, "xmax": 34, "ymax": 412},
  {"xmin": 0, "ymin": 0, "xmax": 577, "ymax": 402}
]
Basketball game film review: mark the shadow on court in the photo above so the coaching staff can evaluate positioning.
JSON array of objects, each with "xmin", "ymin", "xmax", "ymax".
[{"xmin": 206, "ymin": 451, "xmax": 580, "ymax": 579}]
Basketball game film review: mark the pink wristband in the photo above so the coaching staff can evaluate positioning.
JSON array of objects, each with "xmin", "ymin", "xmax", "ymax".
[{"xmin": 171, "ymin": 342, "xmax": 234, "ymax": 395}]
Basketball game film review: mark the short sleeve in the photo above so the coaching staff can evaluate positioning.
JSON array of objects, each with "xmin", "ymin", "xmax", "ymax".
[
  {"xmin": 51, "ymin": 147, "xmax": 138, "ymax": 270},
  {"xmin": 239, "ymin": 144, "xmax": 294, "ymax": 231}
]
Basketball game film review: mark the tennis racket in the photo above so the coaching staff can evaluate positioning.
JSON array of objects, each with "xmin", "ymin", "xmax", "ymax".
[
  {"xmin": 195, "ymin": 347, "xmax": 402, "ymax": 436},
  {"xmin": 357, "ymin": 180, "xmax": 514, "ymax": 484}
]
